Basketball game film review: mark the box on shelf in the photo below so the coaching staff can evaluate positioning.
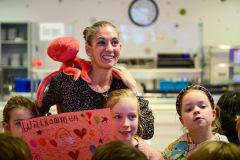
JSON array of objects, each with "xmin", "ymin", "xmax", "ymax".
[
  {"xmin": 159, "ymin": 79, "xmax": 189, "ymax": 92},
  {"xmin": 175, "ymin": 80, "xmax": 189, "ymax": 91},
  {"xmin": 14, "ymin": 78, "xmax": 41, "ymax": 92},
  {"xmin": 159, "ymin": 80, "xmax": 174, "ymax": 91}
]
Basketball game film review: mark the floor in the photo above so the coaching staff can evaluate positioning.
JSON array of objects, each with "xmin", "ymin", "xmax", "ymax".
[{"xmin": 0, "ymin": 93, "xmax": 221, "ymax": 152}]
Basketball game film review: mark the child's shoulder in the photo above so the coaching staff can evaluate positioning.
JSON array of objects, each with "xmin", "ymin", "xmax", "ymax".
[
  {"xmin": 211, "ymin": 133, "xmax": 229, "ymax": 142},
  {"xmin": 162, "ymin": 133, "xmax": 191, "ymax": 160},
  {"xmin": 136, "ymin": 137, "xmax": 157, "ymax": 149},
  {"xmin": 134, "ymin": 137, "xmax": 163, "ymax": 159}
]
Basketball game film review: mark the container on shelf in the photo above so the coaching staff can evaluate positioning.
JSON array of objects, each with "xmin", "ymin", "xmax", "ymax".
[
  {"xmin": 7, "ymin": 28, "xmax": 17, "ymax": 40},
  {"xmin": 2, "ymin": 54, "xmax": 9, "ymax": 66},
  {"xmin": 159, "ymin": 80, "xmax": 174, "ymax": 92},
  {"xmin": 1, "ymin": 28, "xmax": 6, "ymax": 40},
  {"xmin": 175, "ymin": 80, "xmax": 189, "ymax": 91},
  {"xmin": 20, "ymin": 53, "xmax": 28, "ymax": 66},
  {"xmin": 11, "ymin": 53, "xmax": 21, "ymax": 66},
  {"xmin": 14, "ymin": 78, "xmax": 41, "ymax": 92}
]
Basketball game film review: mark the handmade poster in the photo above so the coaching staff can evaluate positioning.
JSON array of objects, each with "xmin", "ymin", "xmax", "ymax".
[{"xmin": 21, "ymin": 108, "xmax": 113, "ymax": 160}]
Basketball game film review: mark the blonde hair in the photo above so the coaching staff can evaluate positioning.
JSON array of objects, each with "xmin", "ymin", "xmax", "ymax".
[
  {"xmin": 2, "ymin": 95, "xmax": 39, "ymax": 124},
  {"xmin": 83, "ymin": 20, "xmax": 120, "ymax": 46},
  {"xmin": 0, "ymin": 133, "xmax": 32, "ymax": 160},
  {"xmin": 188, "ymin": 141, "xmax": 240, "ymax": 160},
  {"xmin": 236, "ymin": 115, "xmax": 240, "ymax": 132},
  {"xmin": 91, "ymin": 140, "xmax": 147, "ymax": 160},
  {"xmin": 105, "ymin": 89, "xmax": 143, "ymax": 137}
]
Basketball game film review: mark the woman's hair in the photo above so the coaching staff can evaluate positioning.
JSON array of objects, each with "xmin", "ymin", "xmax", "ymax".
[
  {"xmin": 0, "ymin": 133, "xmax": 32, "ymax": 160},
  {"xmin": 188, "ymin": 141, "xmax": 240, "ymax": 160},
  {"xmin": 105, "ymin": 89, "xmax": 143, "ymax": 137},
  {"xmin": 216, "ymin": 91, "xmax": 240, "ymax": 133},
  {"xmin": 83, "ymin": 20, "xmax": 120, "ymax": 46},
  {"xmin": 2, "ymin": 95, "xmax": 39, "ymax": 124},
  {"xmin": 91, "ymin": 140, "xmax": 147, "ymax": 160},
  {"xmin": 176, "ymin": 85, "xmax": 220, "ymax": 132}
]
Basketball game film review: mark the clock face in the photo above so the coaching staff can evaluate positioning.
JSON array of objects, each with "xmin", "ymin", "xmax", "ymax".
[{"xmin": 129, "ymin": 0, "xmax": 159, "ymax": 27}]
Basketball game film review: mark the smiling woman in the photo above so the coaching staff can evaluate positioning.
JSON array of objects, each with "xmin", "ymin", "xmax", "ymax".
[{"xmin": 38, "ymin": 20, "xmax": 155, "ymax": 140}]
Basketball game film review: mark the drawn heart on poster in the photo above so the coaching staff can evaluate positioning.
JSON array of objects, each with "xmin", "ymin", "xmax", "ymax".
[
  {"xmin": 68, "ymin": 149, "xmax": 79, "ymax": 160},
  {"xmin": 89, "ymin": 145, "xmax": 98, "ymax": 154},
  {"xmin": 49, "ymin": 139, "xmax": 58, "ymax": 147},
  {"xmin": 74, "ymin": 128, "xmax": 87, "ymax": 139}
]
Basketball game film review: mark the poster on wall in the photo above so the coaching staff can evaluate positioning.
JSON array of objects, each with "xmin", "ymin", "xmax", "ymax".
[
  {"xmin": 39, "ymin": 23, "xmax": 65, "ymax": 41},
  {"xmin": 21, "ymin": 108, "xmax": 113, "ymax": 160}
]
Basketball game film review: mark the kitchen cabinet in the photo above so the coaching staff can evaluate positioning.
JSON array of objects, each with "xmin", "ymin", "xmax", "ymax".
[{"xmin": 0, "ymin": 22, "xmax": 31, "ymax": 95}]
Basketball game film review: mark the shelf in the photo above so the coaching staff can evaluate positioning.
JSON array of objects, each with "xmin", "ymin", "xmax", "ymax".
[
  {"xmin": 207, "ymin": 63, "xmax": 240, "ymax": 67},
  {"xmin": 1, "ymin": 66, "xmax": 28, "ymax": 69},
  {"xmin": 31, "ymin": 68, "xmax": 202, "ymax": 80},
  {"xmin": 1, "ymin": 40, "xmax": 27, "ymax": 44},
  {"xmin": 128, "ymin": 68, "xmax": 202, "ymax": 80},
  {"xmin": 210, "ymin": 80, "xmax": 240, "ymax": 85}
]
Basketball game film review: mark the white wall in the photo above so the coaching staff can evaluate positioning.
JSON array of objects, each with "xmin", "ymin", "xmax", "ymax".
[{"xmin": 0, "ymin": 0, "xmax": 240, "ymax": 61}]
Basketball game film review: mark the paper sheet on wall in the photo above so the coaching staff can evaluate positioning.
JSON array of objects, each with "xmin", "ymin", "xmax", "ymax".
[
  {"xmin": 21, "ymin": 108, "xmax": 113, "ymax": 160},
  {"xmin": 39, "ymin": 23, "xmax": 65, "ymax": 41}
]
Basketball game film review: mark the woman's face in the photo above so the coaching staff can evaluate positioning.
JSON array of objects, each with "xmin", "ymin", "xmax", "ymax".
[{"xmin": 86, "ymin": 26, "xmax": 122, "ymax": 69}]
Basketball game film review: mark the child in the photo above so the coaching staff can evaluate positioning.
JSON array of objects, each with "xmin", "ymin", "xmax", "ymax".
[
  {"xmin": 1, "ymin": 95, "xmax": 39, "ymax": 138},
  {"xmin": 188, "ymin": 141, "xmax": 240, "ymax": 160},
  {"xmin": 216, "ymin": 91, "xmax": 240, "ymax": 145},
  {"xmin": 91, "ymin": 140, "xmax": 147, "ymax": 160},
  {"xmin": 105, "ymin": 89, "xmax": 163, "ymax": 160},
  {"xmin": 236, "ymin": 116, "xmax": 240, "ymax": 142},
  {"xmin": 162, "ymin": 85, "xmax": 228, "ymax": 160},
  {"xmin": 0, "ymin": 133, "xmax": 32, "ymax": 160}
]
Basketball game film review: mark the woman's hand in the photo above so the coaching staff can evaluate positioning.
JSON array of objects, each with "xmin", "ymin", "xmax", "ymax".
[{"xmin": 112, "ymin": 66, "xmax": 139, "ymax": 93}]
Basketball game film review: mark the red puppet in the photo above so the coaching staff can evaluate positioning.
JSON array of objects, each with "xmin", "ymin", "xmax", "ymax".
[{"xmin": 36, "ymin": 36, "xmax": 91, "ymax": 108}]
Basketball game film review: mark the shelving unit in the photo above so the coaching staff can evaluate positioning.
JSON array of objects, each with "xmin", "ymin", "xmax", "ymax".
[
  {"xmin": 0, "ymin": 22, "xmax": 31, "ymax": 95},
  {"xmin": 203, "ymin": 45, "xmax": 240, "ymax": 92}
]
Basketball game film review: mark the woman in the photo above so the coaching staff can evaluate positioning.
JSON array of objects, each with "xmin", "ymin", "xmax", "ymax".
[{"xmin": 38, "ymin": 21, "xmax": 154, "ymax": 139}]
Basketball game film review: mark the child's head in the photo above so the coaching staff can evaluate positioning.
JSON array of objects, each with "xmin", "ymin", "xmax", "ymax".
[
  {"xmin": 2, "ymin": 95, "xmax": 39, "ymax": 138},
  {"xmin": 105, "ymin": 89, "xmax": 142, "ymax": 144},
  {"xmin": 188, "ymin": 141, "xmax": 240, "ymax": 160},
  {"xmin": 0, "ymin": 133, "xmax": 32, "ymax": 160},
  {"xmin": 217, "ymin": 91, "xmax": 240, "ymax": 133},
  {"xmin": 176, "ymin": 85, "xmax": 216, "ymax": 132},
  {"xmin": 91, "ymin": 140, "xmax": 147, "ymax": 160},
  {"xmin": 236, "ymin": 116, "xmax": 240, "ymax": 141}
]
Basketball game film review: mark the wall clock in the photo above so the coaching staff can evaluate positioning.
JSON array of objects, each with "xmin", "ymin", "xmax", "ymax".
[{"xmin": 128, "ymin": 0, "xmax": 159, "ymax": 27}]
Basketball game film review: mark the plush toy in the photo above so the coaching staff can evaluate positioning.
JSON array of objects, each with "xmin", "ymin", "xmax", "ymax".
[{"xmin": 36, "ymin": 36, "xmax": 91, "ymax": 108}]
